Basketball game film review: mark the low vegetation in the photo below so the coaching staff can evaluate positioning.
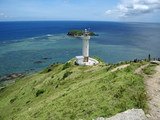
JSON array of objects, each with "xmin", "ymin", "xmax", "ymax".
[
  {"xmin": 10, "ymin": 96, "xmax": 17, "ymax": 104},
  {"xmin": 93, "ymin": 56, "xmax": 103, "ymax": 63},
  {"xmin": 62, "ymin": 62, "xmax": 72, "ymax": 70},
  {"xmin": 142, "ymin": 64, "xmax": 157, "ymax": 75},
  {"xmin": 67, "ymin": 30, "xmax": 97, "ymax": 36},
  {"xmin": 36, "ymin": 89, "xmax": 45, "ymax": 97},
  {"xmin": 63, "ymin": 71, "xmax": 72, "ymax": 79},
  {"xmin": 0, "ymin": 58, "xmax": 149, "ymax": 120}
]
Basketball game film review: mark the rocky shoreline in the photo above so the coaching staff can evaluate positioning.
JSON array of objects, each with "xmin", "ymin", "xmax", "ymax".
[
  {"xmin": 0, "ymin": 73, "xmax": 25, "ymax": 82},
  {"xmin": 0, "ymin": 73, "xmax": 25, "ymax": 87},
  {"xmin": 0, "ymin": 57, "xmax": 53, "ymax": 87},
  {"xmin": 34, "ymin": 57, "xmax": 52, "ymax": 64}
]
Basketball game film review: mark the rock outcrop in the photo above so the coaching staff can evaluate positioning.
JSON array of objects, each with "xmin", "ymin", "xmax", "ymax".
[
  {"xmin": 0, "ymin": 73, "xmax": 25, "ymax": 82},
  {"xmin": 34, "ymin": 61, "xmax": 45, "ymax": 64},
  {"xmin": 95, "ymin": 109, "xmax": 147, "ymax": 120},
  {"xmin": 150, "ymin": 61, "xmax": 160, "ymax": 65},
  {"xmin": 42, "ymin": 57, "xmax": 52, "ymax": 60}
]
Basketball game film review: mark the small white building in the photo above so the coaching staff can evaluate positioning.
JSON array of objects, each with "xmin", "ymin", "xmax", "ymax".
[{"xmin": 76, "ymin": 29, "xmax": 99, "ymax": 66}]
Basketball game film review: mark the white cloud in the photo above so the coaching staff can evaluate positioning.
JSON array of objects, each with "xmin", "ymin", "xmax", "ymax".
[
  {"xmin": 0, "ymin": 12, "xmax": 11, "ymax": 18},
  {"xmin": 0, "ymin": 12, "xmax": 5, "ymax": 16},
  {"xmin": 133, "ymin": 4, "xmax": 149, "ymax": 10},
  {"xmin": 105, "ymin": 10, "xmax": 112, "ymax": 14},
  {"xmin": 106, "ymin": 0, "xmax": 160, "ymax": 17},
  {"xmin": 63, "ymin": 0, "xmax": 68, "ymax": 4}
]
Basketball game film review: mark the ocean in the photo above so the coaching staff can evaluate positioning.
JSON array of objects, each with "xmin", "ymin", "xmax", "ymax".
[{"xmin": 0, "ymin": 21, "xmax": 160, "ymax": 83}]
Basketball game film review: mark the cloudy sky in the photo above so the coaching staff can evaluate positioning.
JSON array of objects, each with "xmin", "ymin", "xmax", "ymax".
[{"xmin": 0, "ymin": 0, "xmax": 160, "ymax": 22}]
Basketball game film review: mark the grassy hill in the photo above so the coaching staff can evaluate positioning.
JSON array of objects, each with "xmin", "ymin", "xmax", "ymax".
[{"xmin": 0, "ymin": 58, "xmax": 148, "ymax": 120}]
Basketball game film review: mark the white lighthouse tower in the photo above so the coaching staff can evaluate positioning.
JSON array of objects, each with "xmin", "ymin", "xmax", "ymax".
[
  {"xmin": 82, "ymin": 29, "xmax": 90, "ymax": 62},
  {"xmin": 76, "ymin": 29, "xmax": 99, "ymax": 66}
]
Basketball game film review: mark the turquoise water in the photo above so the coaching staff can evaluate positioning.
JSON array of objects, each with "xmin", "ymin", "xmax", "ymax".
[{"xmin": 0, "ymin": 21, "xmax": 160, "ymax": 81}]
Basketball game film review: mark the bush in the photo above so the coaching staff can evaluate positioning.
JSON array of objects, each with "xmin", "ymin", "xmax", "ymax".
[
  {"xmin": 0, "ymin": 87, "xmax": 5, "ymax": 92},
  {"xmin": 47, "ymin": 69, "xmax": 52, "ymax": 72},
  {"xmin": 10, "ymin": 96, "xmax": 17, "ymax": 103},
  {"xmin": 63, "ymin": 71, "xmax": 72, "ymax": 79},
  {"xmin": 36, "ymin": 89, "xmax": 45, "ymax": 97},
  {"xmin": 40, "ymin": 63, "xmax": 61, "ymax": 74},
  {"xmin": 26, "ymin": 100, "xmax": 30, "ymax": 104},
  {"xmin": 89, "ymin": 32, "xmax": 96, "ymax": 36},
  {"xmin": 63, "ymin": 62, "xmax": 71, "ymax": 70},
  {"xmin": 51, "ymin": 75, "xmax": 54, "ymax": 78}
]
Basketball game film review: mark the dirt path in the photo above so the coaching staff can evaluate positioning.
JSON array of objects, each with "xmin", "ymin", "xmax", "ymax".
[
  {"xmin": 145, "ymin": 65, "xmax": 160, "ymax": 120},
  {"xmin": 134, "ymin": 64, "xmax": 149, "ymax": 74},
  {"xmin": 111, "ymin": 64, "xmax": 130, "ymax": 72},
  {"xmin": 135, "ymin": 64, "xmax": 160, "ymax": 120}
]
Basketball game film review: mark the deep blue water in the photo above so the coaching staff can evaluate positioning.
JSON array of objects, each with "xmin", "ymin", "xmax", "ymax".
[{"xmin": 0, "ymin": 21, "xmax": 160, "ymax": 83}]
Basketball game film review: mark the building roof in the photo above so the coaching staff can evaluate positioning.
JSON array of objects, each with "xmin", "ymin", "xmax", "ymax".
[{"xmin": 76, "ymin": 56, "xmax": 84, "ymax": 59}]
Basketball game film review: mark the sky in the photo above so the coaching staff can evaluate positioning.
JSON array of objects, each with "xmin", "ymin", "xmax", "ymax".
[{"xmin": 0, "ymin": 0, "xmax": 160, "ymax": 22}]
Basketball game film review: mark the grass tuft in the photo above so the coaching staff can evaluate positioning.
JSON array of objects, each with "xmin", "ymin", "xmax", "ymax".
[
  {"xmin": 36, "ymin": 89, "xmax": 45, "ymax": 97},
  {"xmin": 62, "ymin": 62, "xmax": 72, "ymax": 70},
  {"xmin": 63, "ymin": 71, "xmax": 72, "ymax": 79},
  {"xmin": 10, "ymin": 96, "xmax": 17, "ymax": 104}
]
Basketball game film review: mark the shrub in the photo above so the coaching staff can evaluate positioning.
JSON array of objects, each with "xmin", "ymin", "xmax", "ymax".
[
  {"xmin": 40, "ymin": 63, "xmax": 61, "ymax": 74},
  {"xmin": 26, "ymin": 100, "xmax": 30, "ymax": 104},
  {"xmin": 63, "ymin": 62, "xmax": 71, "ymax": 70},
  {"xmin": 47, "ymin": 69, "xmax": 52, "ymax": 72},
  {"xmin": 0, "ymin": 87, "xmax": 5, "ymax": 92},
  {"xmin": 10, "ymin": 96, "xmax": 17, "ymax": 103},
  {"xmin": 89, "ymin": 32, "xmax": 96, "ymax": 36},
  {"xmin": 63, "ymin": 71, "xmax": 72, "ymax": 79},
  {"xmin": 36, "ymin": 89, "xmax": 45, "ymax": 97},
  {"xmin": 51, "ymin": 75, "xmax": 54, "ymax": 78}
]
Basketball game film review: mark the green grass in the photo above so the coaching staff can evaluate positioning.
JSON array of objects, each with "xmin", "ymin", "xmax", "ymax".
[
  {"xmin": 0, "ymin": 58, "xmax": 149, "ymax": 120},
  {"xmin": 92, "ymin": 56, "xmax": 103, "ymax": 63},
  {"xmin": 142, "ymin": 64, "xmax": 157, "ymax": 75},
  {"xmin": 62, "ymin": 62, "xmax": 72, "ymax": 70}
]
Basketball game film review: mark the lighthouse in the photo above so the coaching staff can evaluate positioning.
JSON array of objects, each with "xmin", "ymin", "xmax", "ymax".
[
  {"xmin": 82, "ymin": 29, "xmax": 90, "ymax": 62},
  {"xmin": 76, "ymin": 29, "xmax": 99, "ymax": 66}
]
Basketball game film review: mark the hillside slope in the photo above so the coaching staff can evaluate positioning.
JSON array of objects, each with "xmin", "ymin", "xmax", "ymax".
[{"xmin": 0, "ymin": 58, "xmax": 148, "ymax": 120}]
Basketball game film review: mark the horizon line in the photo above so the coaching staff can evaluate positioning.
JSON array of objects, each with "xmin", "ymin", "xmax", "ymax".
[{"xmin": 0, "ymin": 20, "xmax": 160, "ymax": 24}]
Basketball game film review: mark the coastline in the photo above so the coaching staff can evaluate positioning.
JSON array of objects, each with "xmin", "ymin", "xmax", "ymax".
[
  {"xmin": 1, "ymin": 57, "xmax": 159, "ymax": 87},
  {"xmin": 0, "ymin": 21, "xmax": 160, "ymax": 87},
  {"xmin": 0, "ymin": 57, "xmax": 152, "ymax": 119}
]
